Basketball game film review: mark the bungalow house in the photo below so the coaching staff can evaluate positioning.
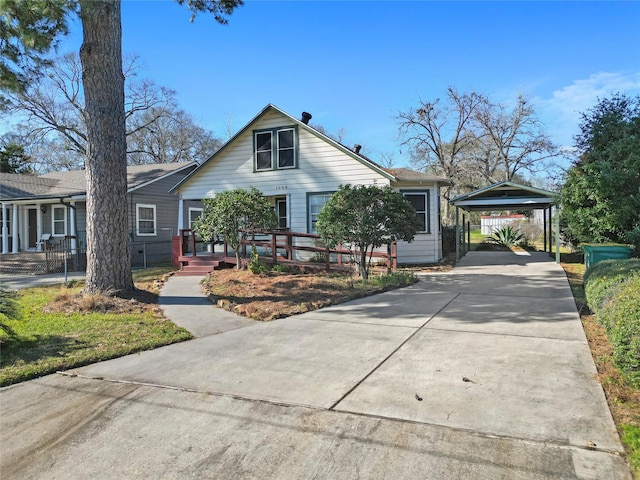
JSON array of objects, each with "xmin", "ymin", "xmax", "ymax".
[
  {"xmin": 1, "ymin": 162, "xmax": 200, "ymax": 272},
  {"xmin": 171, "ymin": 104, "xmax": 451, "ymax": 265}
]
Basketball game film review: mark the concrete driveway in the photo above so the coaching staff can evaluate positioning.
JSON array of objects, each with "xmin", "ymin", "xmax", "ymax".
[{"xmin": 0, "ymin": 251, "xmax": 631, "ymax": 479}]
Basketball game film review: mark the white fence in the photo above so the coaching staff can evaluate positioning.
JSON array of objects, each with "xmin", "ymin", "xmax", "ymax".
[{"xmin": 480, "ymin": 215, "xmax": 526, "ymax": 235}]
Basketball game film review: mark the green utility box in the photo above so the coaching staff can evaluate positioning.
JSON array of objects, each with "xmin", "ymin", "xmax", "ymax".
[{"xmin": 583, "ymin": 243, "xmax": 634, "ymax": 270}]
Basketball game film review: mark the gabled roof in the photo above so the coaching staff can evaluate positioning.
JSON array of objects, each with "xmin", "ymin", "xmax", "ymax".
[
  {"xmin": 170, "ymin": 104, "xmax": 450, "ymax": 193},
  {"xmin": 450, "ymin": 181, "xmax": 558, "ymax": 211},
  {"xmin": 1, "ymin": 162, "xmax": 196, "ymax": 202}
]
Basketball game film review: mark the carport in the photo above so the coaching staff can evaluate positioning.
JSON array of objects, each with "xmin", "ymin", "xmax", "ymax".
[{"xmin": 450, "ymin": 181, "xmax": 559, "ymax": 263}]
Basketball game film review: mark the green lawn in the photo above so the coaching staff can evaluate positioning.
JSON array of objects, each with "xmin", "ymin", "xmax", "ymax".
[{"xmin": 0, "ymin": 268, "xmax": 191, "ymax": 386}]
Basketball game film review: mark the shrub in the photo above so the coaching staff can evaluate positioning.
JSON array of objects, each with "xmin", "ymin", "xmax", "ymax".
[
  {"xmin": 271, "ymin": 264, "xmax": 290, "ymax": 273},
  {"xmin": 368, "ymin": 271, "xmax": 417, "ymax": 288},
  {"xmin": 625, "ymin": 226, "xmax": 640, "ymax": 257},
  {"xmin": 247, "ymin": 246, "xmax": 269, "ymax": 274},
  {"xmin": 0, "ymin": 285, "xmax": 20, "ymax": 338},
  {"xmin": 512, "ymin": 220, "xmax": 543, "ymax": 245},
  {"xmin": 584, "ymin": 259, "xmax": 640, "ymax": 317},
  {"xmin": 601, "ymin": 276, "xmax": 640, "ymax": 386}
]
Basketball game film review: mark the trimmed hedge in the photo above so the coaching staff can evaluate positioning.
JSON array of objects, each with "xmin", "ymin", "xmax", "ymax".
[
  {"xmin": 584, "ymin": 259, "xmax": 640, "ymax": 386},
  {"xmin": 584, "ymin": 259, "xmax": 640, "ymax": 317},
  {"xmin": 602, "ymin": 276, "xmax": 640, "ymax": 386}
]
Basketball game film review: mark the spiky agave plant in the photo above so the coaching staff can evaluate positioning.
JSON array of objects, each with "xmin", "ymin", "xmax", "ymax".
[{"xmin": 487, "ymin": 226, "xmax": 525, "ymax": 248}]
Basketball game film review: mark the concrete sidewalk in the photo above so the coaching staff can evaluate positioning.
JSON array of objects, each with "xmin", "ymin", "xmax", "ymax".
[
  {"xmin": 0, "ymin": 251, "xmax": 631, "ymax": 479},
  {"xmin": 0, "ymin": 271, "xmax": 86, "ymax": 290}
]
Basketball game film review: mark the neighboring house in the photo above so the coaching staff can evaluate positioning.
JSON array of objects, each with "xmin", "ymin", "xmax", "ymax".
[
  {"xmin": 171, "ymin": 104, "xmax": 451, "ymax": 264},
  {"xmin": 1, "ymin": 162, "xmax": 200, "ymax": 267}
]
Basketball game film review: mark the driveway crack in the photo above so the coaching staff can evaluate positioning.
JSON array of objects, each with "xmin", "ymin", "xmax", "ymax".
[{"xmin": 328, "ymin": 292, "xmax": 462, "ymax": 411}]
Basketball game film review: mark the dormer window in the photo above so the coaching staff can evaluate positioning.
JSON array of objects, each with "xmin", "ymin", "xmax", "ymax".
[{"xmin": 254, "ymin": 127, "xmax": 297, "ymax": 171}]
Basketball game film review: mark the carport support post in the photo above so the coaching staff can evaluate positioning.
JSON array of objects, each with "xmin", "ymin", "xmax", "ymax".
[
  {"xmin": 548, "ymin": 208, "xmax": 553, "ymax": 256},
  {"xmin": 455, "ymin": 207, "xmax": 460, "ymax": 263},
  {"xmin": 549, "ymin": 208, "xmax": 560, "ymax": 263},
  {"xmin": 543, "ymin": 208, "xmax": 547, "ymax": 252},
  {"xmin": 461, "ymin": 213, "xmax": 466, "ymax": 255}
]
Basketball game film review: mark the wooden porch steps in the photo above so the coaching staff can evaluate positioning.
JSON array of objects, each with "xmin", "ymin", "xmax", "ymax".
[{"xmin": 174, "ymin": 255, "xmax": 223, "ymax": 276}]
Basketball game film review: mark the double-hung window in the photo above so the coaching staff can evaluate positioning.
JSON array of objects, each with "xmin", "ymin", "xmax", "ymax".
[
  {"xmin": 403, "ymin": 191, "xmax": 430, "ymax": 233},
  {"xmin": 136, "ymin": 204, "xmax": 156, "ymax": 236},
  {"xmin": 308, "ymin": 192, "xmax": 333, "ymax": 233},
  {"xmin": 52, "ymin": 205, "xmax": 67, "ymax": 236},
  {"xmin": 188, "ymin": 208, "xmax": 203, "ymax": 230},
  {"xmin": 254, "ymin": 127, "xmax": 297, "ymax": 171}
]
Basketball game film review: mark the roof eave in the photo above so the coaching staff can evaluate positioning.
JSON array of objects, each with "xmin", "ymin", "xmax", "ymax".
[{"xmin": 452, "ymin": 197, "xmax": 556, "ymax": 211}]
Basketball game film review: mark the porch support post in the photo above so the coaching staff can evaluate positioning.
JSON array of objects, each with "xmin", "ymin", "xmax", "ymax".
[
  {"xmin": 11, "ymin": 203, "xmax": 19, "ymax": 253},
  {"xmin": 37, "ymin": 204, "xmax": 43, "ymax": 241},
  {"xmin": 556, "ymin": 207, "xmax": 560, "ymax": 263},
  {"xmin": 455, "ymin": 206, "xmax": 460, "ymax": 263},
  {"xmin": 177, "ymin": 197, "xmax": 184, "ymax": 233},
  {"xmin": 1, "ymin": 203, "xmax": 8, "ymax": 254}
]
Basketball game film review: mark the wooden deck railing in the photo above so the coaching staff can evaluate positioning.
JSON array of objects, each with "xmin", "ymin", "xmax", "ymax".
[{"xmin": 177, "ymin": 229, "xmax": 398, "ymax": 271}]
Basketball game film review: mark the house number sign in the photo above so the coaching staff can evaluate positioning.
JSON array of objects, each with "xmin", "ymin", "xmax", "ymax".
[{"xmin": 275, "ymin": 185, "xmax": 288, "ymax": 191}]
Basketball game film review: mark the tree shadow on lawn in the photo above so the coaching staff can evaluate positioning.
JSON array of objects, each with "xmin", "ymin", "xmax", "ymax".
[{"xmin": 0, "ymin": 334, "xmax": 91, "ymax": 385}]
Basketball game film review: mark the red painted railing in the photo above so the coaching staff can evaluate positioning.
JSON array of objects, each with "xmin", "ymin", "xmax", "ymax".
[{"xmin": 176, "ymin": 229, "xmax": 397, "ymax": 271}]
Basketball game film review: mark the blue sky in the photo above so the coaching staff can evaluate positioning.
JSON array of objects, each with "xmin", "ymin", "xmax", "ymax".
[{"xmin": 13, "ymin": 1, "xmax": 640, "ymax": 170}]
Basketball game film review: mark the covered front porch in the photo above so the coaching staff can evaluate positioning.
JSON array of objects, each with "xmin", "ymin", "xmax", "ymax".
[{"xmin": 1, "ymin": 200, "xmax": 80, "ymax": 255}]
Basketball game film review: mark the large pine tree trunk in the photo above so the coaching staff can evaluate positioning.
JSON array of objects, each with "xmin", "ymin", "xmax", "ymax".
[{"xmin": 79, "ymin": 0, "xmax": 133, "ymax": 294}]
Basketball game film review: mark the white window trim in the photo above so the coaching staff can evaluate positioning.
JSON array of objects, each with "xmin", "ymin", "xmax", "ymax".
[
  {"xmin": 276, "ymin": 128, "xmax": 296, "ymax": 169},
  {"xmin": 255, "ymin": 131, "xmax": 273, "ymax": 171},
  {"xmin": 275, "ymin": 198, "xmax": 288, "ymax": 229},
  {"xmin": 51, "ymin": 205, "xmax": 67, "ymax": 237},
  {"xmin": 136, "ymin": 204, "xmax": 157, "ymax": 237},
  {"xmin": 188, "ymin": 207, "xmax": 203, "ymax": 229},
  {"xmin": 254, "ymin": 127, "xmax": 297, "ymax": 171},
  {"xmin": 308, "ymin": 192, "xmax": 334, "ymax": 233},
  {"xmin": 403, "ymin": 191, "xmax": 431, "ymax": 234}
]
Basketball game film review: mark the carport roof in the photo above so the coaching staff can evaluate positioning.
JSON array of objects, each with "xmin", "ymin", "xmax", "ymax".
[{"xmin": 450, "ymin": 181, "xmax": 558, "ymax": 211}]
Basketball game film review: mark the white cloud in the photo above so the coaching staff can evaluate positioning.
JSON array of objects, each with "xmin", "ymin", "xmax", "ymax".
[{"xmin": 538, "ymin": 72, "xmax": 640, "ymax": 148}]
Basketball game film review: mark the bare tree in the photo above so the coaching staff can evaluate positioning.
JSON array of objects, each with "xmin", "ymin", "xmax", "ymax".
[
  {"xmin": 397, "ymin": 87, "xmax": 487, "ymax": 219},
  {"xmin": 311, "ymin": 123, "xmax": 347, "ymax": 144},
  {"xmin": 398, "ymin": 89, "xmax": 558, "ymax": 221},
  {"xmin": 377, "ymin": 151, "xmax": 396, "ymax": 168},
  {"xmin": 126, "ymin": 107, "xmax": 221, "ymax": 164},
  {"xmin": 5, "ymin": 52, "xmax": 220, "ymax": 168},
  {"xmin": 472, "ymin": 94, "xmax": 558, "ymax": 182}
]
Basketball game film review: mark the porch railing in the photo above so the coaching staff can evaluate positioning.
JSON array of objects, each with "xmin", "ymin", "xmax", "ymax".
[{"xmin": 176, "ymin": 229, "xmax": 398, "ymax": 271}]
